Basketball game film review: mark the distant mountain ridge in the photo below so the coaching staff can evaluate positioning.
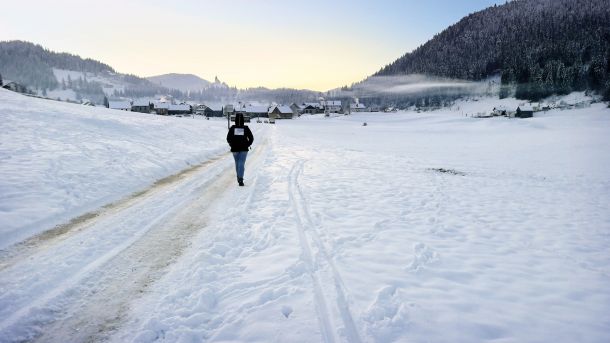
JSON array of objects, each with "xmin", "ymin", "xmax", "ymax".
[
  {"xmin": 147, "ymin": 73, "xmax": 212, "ymax": 92},
  {"xmin": 375, "ymin": 0, "xmax": 610, "ymax": 100},
  {"xmin": 0, "ymin": 41, "xmax": 319, "ymax": 105}
]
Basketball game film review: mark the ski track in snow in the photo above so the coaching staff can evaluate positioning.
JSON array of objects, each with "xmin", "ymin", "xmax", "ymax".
[
  {"xmin": 288, "ymin": 160, "xmax": 336, "ymax": 343},
  {"xmin": 288, "ymin": 159, "xmax": 362, "ymax": 343}
]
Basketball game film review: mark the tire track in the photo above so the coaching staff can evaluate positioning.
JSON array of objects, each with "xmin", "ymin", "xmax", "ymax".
[
  {"xmin": 288, "ymin": 159, "xmax": 363, "ymax": 343},
  {"xmin": 0, "ymin": 152, "xmax": 229, "ymax": 272}
]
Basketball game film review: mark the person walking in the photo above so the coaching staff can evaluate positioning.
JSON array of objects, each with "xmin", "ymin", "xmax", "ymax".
[{"xmin": 226, "ymin": 113, "xmax": 254, "ymax": 186}]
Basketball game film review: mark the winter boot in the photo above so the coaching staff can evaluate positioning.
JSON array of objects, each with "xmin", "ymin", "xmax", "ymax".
[{"xmin": 238, "ymin": 177, "xmax": 244, "ymax": 186}]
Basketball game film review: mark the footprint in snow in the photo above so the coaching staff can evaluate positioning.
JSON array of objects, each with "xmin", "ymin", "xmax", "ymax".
[
  {"xmin": 406, "ymin": 242, "xmax": 438, "ymax": 272},
  {"xmin": 281, "ymin": 305, "xmax": 293, "ymax": 318},
  {"xmin": 364, "ymin": 285, "xmax": 411, "ymax": 339}
]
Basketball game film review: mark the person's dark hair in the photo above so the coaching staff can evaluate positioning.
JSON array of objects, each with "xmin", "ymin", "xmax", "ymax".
[{"xmin": 236, "ymin": 113, "xmax": 244, "ymax": 126}]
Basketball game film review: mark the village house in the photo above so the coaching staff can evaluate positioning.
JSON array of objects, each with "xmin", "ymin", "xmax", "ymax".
[
  {"xmin": 204, "ymin": 104, "xmax": 224, "ymax": 117},
  {"xmin": 301, "ymin": 103, "xmax": 322, "ymax": 114},
  {"xmin": 323, "ymin": 100, "xmax": 342, "ymax": 113},
  {"xmin": 245, "ymin": 105, "xmax": 269, "ymax": 119},
  {"xmin": 369, "ymin": 104, "xmax": 381, "ymax": 112},
  {"xmin": 193, "ymin": 104, "xmax": 208, "ymax": 115},
  {"xmin": 492, "ymin": 106, "xmax": 509, "ymax": 116},
  {"xmin": 109, "ymin": 101, "xmax": 131, "ymax": 111},
  {"xmin": 131, "ymin": 100, "xmax": 152, "ymax": 113},
  {"xmin": 168, "ymin": 104, "xmax": 192, "ymax": 115},
  {"xmin": 350, "ymin": 103, "xmax": 367, "ymax": 112},
  {"xmin": 302, "ymin": 102, "xmax": 324, "ymax": 114},
  {"xmin": 268, "ymin": 105, "xmax": 294, "ymax": 119},
  {"xmin": 290, "ymin": 103, "xmax": 303, "ymax": 115},
  {"xmin": 516, "ymin": 105, "xmax": 534, "ymax": 118},
  {"xmin": 153, "ymin": 102, "xmax": 169, "ymax": 115}
]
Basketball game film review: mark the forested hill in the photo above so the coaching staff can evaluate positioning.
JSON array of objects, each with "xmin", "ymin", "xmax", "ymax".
[
  {"xmin": 376, "ymin": 0, "xmax": 610, "ymax": 100},
  {"xmin": 0, "ymin": 40, "xmax": 115, "ymax": 90},
  {"xmin": 0, "ymin": 40, "xmax": 319, "ymax": 104}
]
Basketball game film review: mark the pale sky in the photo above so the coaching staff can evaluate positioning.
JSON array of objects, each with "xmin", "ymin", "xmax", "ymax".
[{"xmin": 0, "ymin": 0, "xmax": 505, "ymax": 91}]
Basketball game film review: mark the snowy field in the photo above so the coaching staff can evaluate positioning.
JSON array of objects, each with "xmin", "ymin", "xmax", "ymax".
[{"xmin": 1, "ymin": 89, "xmax": 610, "ymax": 342}]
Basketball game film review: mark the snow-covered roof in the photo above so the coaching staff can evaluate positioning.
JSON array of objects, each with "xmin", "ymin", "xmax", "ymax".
[
  {"xmin": 109, "ymin": 101, "xmax": 131, "ymax": 110},
  {"xmin": 132, "ymin": 99, "xmax": 150, "ymax": 107},
  {"xmin": 518, "ymin": 105, "xmax": 534, "ymax": 111},
  {"xmin": 245, "ymin": 106, "xmax": 269, "ymax": 114},
  {"xmin": 206, "ymin": 104, "xmax": 223, "ymax": 112},
  {"xmin": 303, "ymin": 102, "xmax": 322, "ymax": 108},
  {"xmin": 271, "ymin": 106, "xmax": 293, "ymax": 114},
  {"xmin": 169, "ymin": 104, "xmax": 191, "ymax": 111},
  {"xmin": 154, "ymin": 102, "xmax": 170, "ymax": 109}
]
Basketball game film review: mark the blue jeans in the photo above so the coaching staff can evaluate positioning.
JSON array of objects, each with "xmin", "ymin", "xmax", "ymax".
[{"xmin": 232, "ymin": 151, "xmax": 248, "ymax": 179}]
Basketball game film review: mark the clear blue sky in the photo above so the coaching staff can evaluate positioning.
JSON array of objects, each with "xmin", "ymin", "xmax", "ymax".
[{"xmin": 0, "ymin": 0, "xmax": 506, "ymax": 90}]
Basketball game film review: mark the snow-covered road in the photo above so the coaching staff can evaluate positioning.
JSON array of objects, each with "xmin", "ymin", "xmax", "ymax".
[
  {"xmin": 0, "ymin": 138, "xmax": 271, "ymax": 342},
  {"xmin": 0, "ymin": 155, "xmax": 203, "ymax": 339}
]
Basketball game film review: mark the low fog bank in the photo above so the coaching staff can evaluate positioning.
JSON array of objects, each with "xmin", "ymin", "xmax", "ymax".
[{"xmin": 328, "ymin": 74, "xmax": 501, "ymax": 107}]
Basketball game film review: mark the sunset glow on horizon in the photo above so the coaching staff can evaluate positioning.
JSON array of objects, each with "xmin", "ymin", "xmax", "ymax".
[{"xmin": 0, "ymin": 0, "xmax": 505, "ymax": 91}]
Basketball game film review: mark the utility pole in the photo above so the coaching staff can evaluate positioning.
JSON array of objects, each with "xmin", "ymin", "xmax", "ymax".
[{"xmin": 224, "ymin": 104, "xmax": 234, "ymax": 129}]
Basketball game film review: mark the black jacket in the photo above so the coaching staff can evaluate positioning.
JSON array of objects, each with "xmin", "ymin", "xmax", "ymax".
[{"xmin": 226, "ymin": 125, "xmax": 254, "ymax": 152}]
